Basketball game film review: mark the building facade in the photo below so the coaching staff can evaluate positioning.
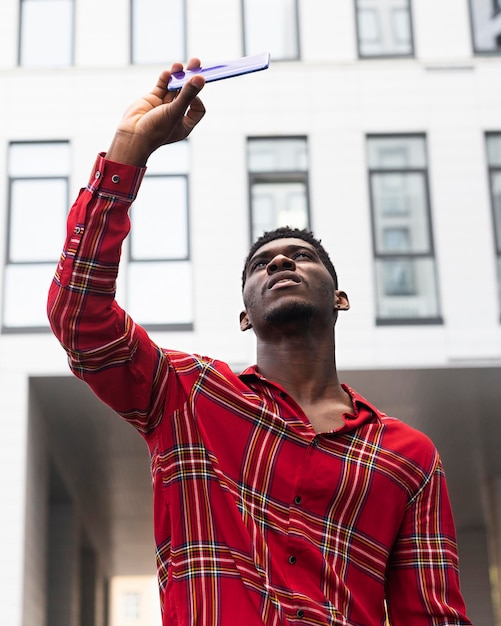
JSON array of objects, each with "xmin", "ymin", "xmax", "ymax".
[{"xmin": 1, "ymin": 0, "xmax": 501, "ymax": 624}]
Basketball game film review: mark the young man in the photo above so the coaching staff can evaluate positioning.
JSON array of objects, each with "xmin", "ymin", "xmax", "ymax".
[{"xmin": 48, "ymin": 61, "xmax": 471, "ymax": 625}]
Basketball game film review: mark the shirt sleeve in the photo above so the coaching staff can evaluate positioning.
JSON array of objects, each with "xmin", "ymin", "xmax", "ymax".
[
  {"xmin": 385, "ymin": 455, "xmax": 472, "ymax": 625},
  {"xmin": 47, "ymin": 153, "xmax": 169, "ymax": 434}
]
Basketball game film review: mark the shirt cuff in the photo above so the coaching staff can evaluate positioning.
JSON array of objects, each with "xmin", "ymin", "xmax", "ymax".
[{"xmin": 87, "ymin": 152, "xmax": 147, "ymax": 202}]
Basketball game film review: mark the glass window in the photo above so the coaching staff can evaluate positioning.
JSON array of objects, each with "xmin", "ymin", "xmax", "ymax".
[
  {"xmin": 120, "ymin": 591, "xmax": 141, "ymax": 621},
  {"xmin": 486, "ymin": 134, "xmax": 501, "ymax": 315},
  {"xmin": 19, "ymin": 0, "xmax": 73, "ymax": 67},
  {"xmin": 124, "ymin": 142, "xmax": 193, "ymax": 329},
  {"xmin": 247, "ymin": 138, "xmax": 309, "ymax": 242},
  {"xmin": 367, "ymin": 135, "xmax": 442, "ymax": 323},
  {"xmin": 3, "ymin": 142, "xmax": 69, "ymax": 332},
  {"xmin": 469, "ymin": 0, "xmax": 501, "ymax": 52},
  {"xmin": 242, "ymin": 0, "xmax": 299, "ymax": 60},
  {"xmin": 356, "ymin": 0, "xmax": 413, "ymax": 57},
  {"xmin": 131, "ymin": 0, "xmax": 185, "ymax": 64}
]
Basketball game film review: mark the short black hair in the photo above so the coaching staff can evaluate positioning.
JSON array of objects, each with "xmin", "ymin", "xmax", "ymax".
[{"xmin": 242, "ymin": 227, "xmax": 338, "ymax": 290}]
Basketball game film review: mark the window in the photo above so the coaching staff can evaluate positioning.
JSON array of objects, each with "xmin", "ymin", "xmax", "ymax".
[
  {"xmin": 131, "ymin": 0, "xmax": 185, "ymax": 64},
  {"xmin": 367, "ymin": 135, "xmax": 442, "ymax": 324},
  {"xmin": 19, "ymin": 0, "xmax": 74, "ymax": 67},
  {"xmin": 122, "ymin": 142, "xmax": 193, "ymax": 329},
  {"xmin": 242, "ymin": 0, "xmax": 300, "ymax": 60},
  {"xmin": 486, "ymin": 134, "xmax": 501, "ymax": 316},
  {"xmin": 355, "ymin": 0, "xmax": 413, "ymax": 57},
  {"xmin": 247, "ymin": 138, "xmax": 310, "ymax": 242},
  {"xmin": 3, "ymin": 142, "xmax": 69, "ymax": 332},
  {"xmin": 469, "ymin": 0, "xmax": 501, "ymax": 53},
  {"xmin": 120, "ymin": 591, "xmax": 142, "ymax": 622}
]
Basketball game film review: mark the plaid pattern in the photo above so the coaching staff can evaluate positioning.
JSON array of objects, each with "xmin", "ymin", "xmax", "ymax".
[{"xmin": 48, "ymin": 154, "xmax": 471, "ymax": 625}]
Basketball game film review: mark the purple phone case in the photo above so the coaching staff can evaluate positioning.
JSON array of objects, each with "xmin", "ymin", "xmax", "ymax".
[{"xmin": 167, "ymin": 52, "xmax": 270, "ymax": 91}]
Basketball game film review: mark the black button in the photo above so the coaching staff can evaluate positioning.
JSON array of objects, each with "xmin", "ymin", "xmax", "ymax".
[
  {"xmin": 296, "ymin": 609, "xmax": 305, "ymax": 618},
  {"xmin": 294, "ymin": 495, "xmax": 302, "ymax": 505},
  {"xmin": 288, "ymin": 555, "xmax": 297, "ymax": 564},
  {"xmin": 280, "ymin": 391, "xmax": 286, "ymax": 398}
]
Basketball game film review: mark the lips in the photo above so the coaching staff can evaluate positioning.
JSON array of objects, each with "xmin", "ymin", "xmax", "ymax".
[{"xmin": 267, "ymin": 272, "xmax": 302, "ymax": 290}]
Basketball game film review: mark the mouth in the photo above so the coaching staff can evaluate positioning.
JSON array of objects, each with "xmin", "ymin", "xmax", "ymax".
[{"xmin": 267, "ymin": 272, "xmax": 302, "ymax": 290}]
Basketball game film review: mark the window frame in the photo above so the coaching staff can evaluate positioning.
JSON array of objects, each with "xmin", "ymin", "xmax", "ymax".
[
  {"xmin": 366, "ymin": 133, "xmax": 443, "ymax": 325},
  {"xmin": 486, "ymin": 132, "xmax": 501, "ymax": 320},
  {"xmin": 3, "ymin": 140, "xmax": 70, "ymax": 334},
  {"xmin": 18, "ymin": 0, "xmax": 75, "ymax": 67},
  {"xmin": 124, "ymin": 167, "xmax": 193, "ymax": 332},
  {"xmin": 129, "ymin": 0, "xmax": 187, "ymax": 65},
  {"xmin": 468, "ymin": 0, "xmax": 501, "ymax": 54},
  {"xmin": 354, "ymin": 0, "xmax": 415, "ymax": 59},
  {"xmin": 247, "ymin": 136, "xmax": 311, "ymax": 244},
  {"xmin": 241, "ymin": 0, "xmax": 301, "ymax": 61}
]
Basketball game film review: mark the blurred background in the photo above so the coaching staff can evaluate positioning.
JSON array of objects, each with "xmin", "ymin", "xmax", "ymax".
[{"xmin": 1, "ymin": 0, "xmax": 501, "ymax": 624}]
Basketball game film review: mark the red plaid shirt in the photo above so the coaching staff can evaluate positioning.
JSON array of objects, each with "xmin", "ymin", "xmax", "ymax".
[{"xmin": 48, "ymin": 154, "xmax": 471, "ymax": 625}]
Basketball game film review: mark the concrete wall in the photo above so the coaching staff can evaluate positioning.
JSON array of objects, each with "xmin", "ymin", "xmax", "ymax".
[{"xmin": 0, "ymin": 0, "xmax": 500, "ymax": 623}]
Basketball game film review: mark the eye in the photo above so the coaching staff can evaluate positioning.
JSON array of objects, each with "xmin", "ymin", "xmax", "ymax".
[
  {"xmin": 293, "ymin": 251, "xmax": 312, "ymax": 260},
  {"xmin": 249, "ymin": 259, "xmax": 268, "ymax": 272}
]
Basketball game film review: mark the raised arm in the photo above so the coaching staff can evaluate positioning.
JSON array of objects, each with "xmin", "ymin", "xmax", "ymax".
[{"xmin": 48, "ymin": 63, "xmax": 206, "ymax": 432}]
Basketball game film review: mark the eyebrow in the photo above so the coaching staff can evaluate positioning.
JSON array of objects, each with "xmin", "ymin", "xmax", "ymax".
[{"xmin": 248, "ymin": 243, "xmax": 318, "ymax": 266}]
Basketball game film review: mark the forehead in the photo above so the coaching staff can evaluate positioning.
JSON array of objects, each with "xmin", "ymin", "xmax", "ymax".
[{"xmin": 249, "ymin": 238, "xmax": 317, "ymax": 261}]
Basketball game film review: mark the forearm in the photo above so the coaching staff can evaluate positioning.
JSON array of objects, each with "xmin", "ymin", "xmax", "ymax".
[{"xmin": 48, "ymin": 154, "xmax": 144, "ymax": 347}]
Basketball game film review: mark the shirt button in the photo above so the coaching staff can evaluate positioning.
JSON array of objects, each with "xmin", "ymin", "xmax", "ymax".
[
  {"xmin": 296, "ymin": 609, "xmax": 305, "ymax": 618},
  {"xmin": 111, "ymin": 174, "xmax": 120, "ymax": 183},
  {"xmin": 280, "ymin": 391, "xmax": 286, "ymax": 398},
  {"xmin": 94, "ymin": 171, "xmax": 101, "ymax": 178},
  {"xmin": 294, "ymin": 495, "xmax": 302, "ymax": 505},
  {"xmin": 288, "ymin": 555, "xmax": 297, "ymax": 565}
]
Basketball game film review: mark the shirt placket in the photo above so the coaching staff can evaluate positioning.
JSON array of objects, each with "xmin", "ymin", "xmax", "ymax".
[{"xmin": 273, "ymin": 387, "xmax": 323, "ymax": 623}]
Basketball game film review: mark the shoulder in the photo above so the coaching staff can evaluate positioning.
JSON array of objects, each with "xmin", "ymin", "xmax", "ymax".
[
  {"xmin": 161, "ymin": 349, "xmax": 243, "ymax": 384},
  {"xmin": 346, "ymin": 385, "xmax": 439, "ymax": 473},
  {"xmin": 379, "ymin": 414, "xmax": 439, "ymax": 469}
]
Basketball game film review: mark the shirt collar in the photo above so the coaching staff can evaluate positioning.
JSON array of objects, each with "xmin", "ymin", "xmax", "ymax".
[{"xmin": 239, "ymin": 365, "xmax": 382, "ymax": 432}]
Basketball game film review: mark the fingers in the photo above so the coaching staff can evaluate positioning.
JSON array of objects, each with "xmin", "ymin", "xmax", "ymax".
[
  {"xmin": 170, "ymin": 72, "xmax": 206, "ymax": 112},
  {"xmin": 183, "ymin": 95, "xmax": 206, "ymax": 132},
  {"xmin": 186, "ymin": 57, "xmax": 201, "ymax": 71}
]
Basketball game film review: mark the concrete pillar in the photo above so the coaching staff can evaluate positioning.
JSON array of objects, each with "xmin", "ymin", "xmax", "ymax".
[
  {"xmin": 47, "ymin": 501, "xmax": 80, "ymax": 626},
  {"xmin": 457, "ymin": 527, "xmax": 496, "ymax": 626}
]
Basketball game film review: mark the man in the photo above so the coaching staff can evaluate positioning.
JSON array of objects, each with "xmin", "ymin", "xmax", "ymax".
[{"xmin": 48, "ymin": 60, "xmax": 472, "ymax": 625}]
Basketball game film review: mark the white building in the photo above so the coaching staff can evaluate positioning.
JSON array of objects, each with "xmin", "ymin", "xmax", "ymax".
[{"xmin": 1, "ymin": 1, "xmax": 500, "ymax": 624}]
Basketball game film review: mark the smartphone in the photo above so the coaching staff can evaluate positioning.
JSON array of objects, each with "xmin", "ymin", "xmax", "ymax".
[{"xmin": 167, "ymin": 52, "xmax": 270, "ymax": 91}]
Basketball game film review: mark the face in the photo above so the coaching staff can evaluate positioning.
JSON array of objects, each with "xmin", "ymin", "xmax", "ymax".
[{"xmin": 240, "ymin": 237, "xmax": 348, "ymax": 334}]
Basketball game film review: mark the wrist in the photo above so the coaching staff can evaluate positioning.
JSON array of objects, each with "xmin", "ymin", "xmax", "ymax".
[{"xmin": 106, "ymin": 130, "xmax": 152, "ymax": 167}]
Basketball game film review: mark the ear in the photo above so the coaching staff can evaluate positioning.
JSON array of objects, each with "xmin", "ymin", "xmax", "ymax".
[
  {"xmin": 240, "ymin": 310, "xmax": 253, "ymax": 332},
  {"xmin": 334, "ymin": 290, "xmax": 350, "ymax": 311}
]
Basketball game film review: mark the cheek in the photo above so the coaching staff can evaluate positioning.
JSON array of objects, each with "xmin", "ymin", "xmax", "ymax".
[
  {"xmin": 243, "ymin": 285, "xmax": 258, "ymax": 311},
  {"xmin": 318, "ymin": 279, "xmax": 335, "ymax": 300}
]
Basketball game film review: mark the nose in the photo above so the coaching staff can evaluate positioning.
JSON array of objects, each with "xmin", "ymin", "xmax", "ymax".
[{"xmin": 266, "ymin": 254, "xmax": 296, "ymax": 274}]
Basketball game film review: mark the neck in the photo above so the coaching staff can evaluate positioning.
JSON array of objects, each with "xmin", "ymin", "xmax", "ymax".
[{"xmin": 255, "ymin": 332, "xmax": 344, "ymax": 404}]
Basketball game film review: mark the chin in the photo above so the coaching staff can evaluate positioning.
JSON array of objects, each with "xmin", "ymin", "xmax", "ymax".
[{"xmin": 264, "ymin": 301, "xmax": 316, "ymax": 326}]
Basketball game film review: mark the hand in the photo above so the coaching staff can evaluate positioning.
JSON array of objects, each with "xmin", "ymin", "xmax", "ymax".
[{"xmin": 107, "ymin": 59, "xmax": 206, "ymax": 166}]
